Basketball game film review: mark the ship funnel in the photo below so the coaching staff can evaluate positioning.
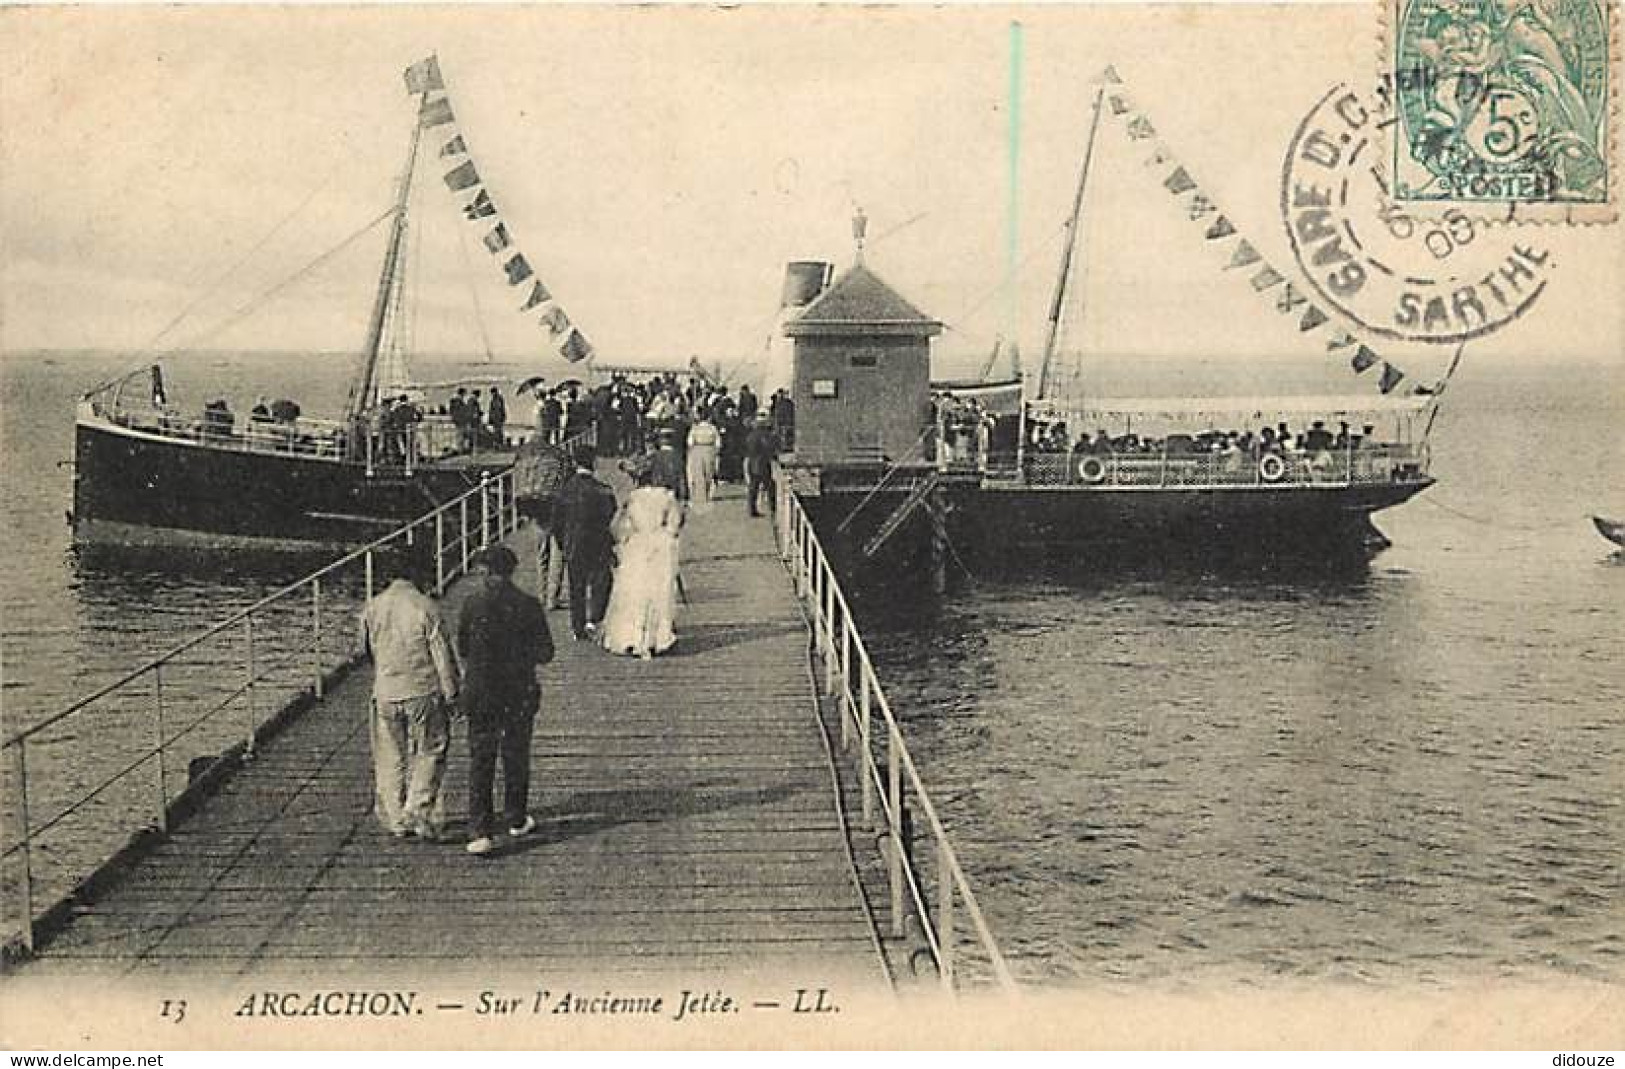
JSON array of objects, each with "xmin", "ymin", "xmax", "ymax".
[{"xmin": 781, "ymin": 261, "xmax": 832, "ymax": 308}]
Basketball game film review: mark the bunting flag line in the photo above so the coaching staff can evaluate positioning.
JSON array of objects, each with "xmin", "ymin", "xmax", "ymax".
[
  {"xmin": 444, "ymin": 161, "xmax": 481, "ymax": 192},
  {"xmin": 419, "ymin": 97, "xmax": 454, "ymax": 128},
  {"xmin": 502, "ymin": 253, "xmax": 532, "ymax": 286},
  {"xmin": 519, "ymin": 279, "xmax": 552, "ymax": 312},
  {"xmin": 404, "ymin": 56, "xmax": 444, "ymax": 95},
  {"xmin": 1101, "ymin": 70, "xmax": 1416, "ymax": 396},
  {"xmin": 560, "ymin": 329, "xmax": 593, "ymax": 364},
  {"xmin": 426, "ymin": 73, "xmax": 594, "ymax": 365},
  {"xmin": 482, "ymin": 223, "xmax": 511, "ymax": 254}
]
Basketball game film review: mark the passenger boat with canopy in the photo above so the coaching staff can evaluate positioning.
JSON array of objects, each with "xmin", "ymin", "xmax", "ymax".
[
  {"xmin": 71, "ymin": 56, "xmax": 595, "ymax": 550},
  {"xmin": 923, "ymin": 71, "xmax": 1439, "ymax": 555}
]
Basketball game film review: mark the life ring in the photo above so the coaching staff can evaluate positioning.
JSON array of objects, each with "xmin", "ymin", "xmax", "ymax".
[
  {"xmin": 1259, "ymin": 453, "xmax": 1286, "ymax": 483},
  {"xmin": 1077, "ymin": 455, "xmax": 1108, "ymax": 484}
]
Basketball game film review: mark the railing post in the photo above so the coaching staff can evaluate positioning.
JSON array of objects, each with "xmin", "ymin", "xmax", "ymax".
[
  {"xmin": 460, "ymin": 498, "xmax": 470, "ymax": 574},
  {"xmin": 838, "ymin": 615, "xmax": 852, "ymax": 749},
  {"xmin": 859, "ymin": 670, "xmax": 874, "ymax": 826},
  {"xmin": 312, "ymin": 578, "xmax": 324, "ymax": 699},
  {"xmin": 243, "ymin": 612, "xmax": 257, "ymax": 759},
  {"xmin": 153, "ymin": 667, "xmax": 169, "ymax": 831},
  {"xmin": 887, "ymin": 725, "xmax": 905, "ymax": 937},
  {"xmin": 938, "ymin": 849, "xmax": 957, "ymax": 991},
  {"xmin": 5, "ymin": 740, "xmax": 35, "ymax": 954},
  {"xmin": 479, "ymin": 475, "xmax": 491, "ymax": 549},
  {"xmin": 494, "ymin": 476, "xmax": 505, "ymax": 537},
  {"xmin": 434, "ymin": 511, "xmax": 446, "ymax": 594},
  {"xmin": 365, "ymin": 549, "xmax": 375, "ymax": 602},
  {"xmin": 365, "ymin": 427, "xmax": 375, "ymax": 478},
  {"xmin": 822, "ymin": 573, "xmax": 837, "ymax": 697}
]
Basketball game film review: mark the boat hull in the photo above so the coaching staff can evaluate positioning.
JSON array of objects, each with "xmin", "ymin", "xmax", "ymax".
[
  {"xmin": 71, "ymin": 417, "xmax": 502, "ymax": 550},
  {"xmin": 800, "ymin": 477, "xmax": 1433, "ymax": 575}
]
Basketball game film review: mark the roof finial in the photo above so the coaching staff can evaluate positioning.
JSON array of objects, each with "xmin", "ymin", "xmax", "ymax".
[{"xmin": 852, "ymin": 205, "xmax": 868, "ymax": 266}]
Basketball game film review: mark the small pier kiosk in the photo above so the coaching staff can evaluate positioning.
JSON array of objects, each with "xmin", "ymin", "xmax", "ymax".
[{"xmin": 776, "ymin": 254, "xmax": 976, "ymax": 588}]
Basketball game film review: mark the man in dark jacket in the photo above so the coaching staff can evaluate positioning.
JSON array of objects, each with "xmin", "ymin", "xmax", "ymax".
[
  {"xmin": 552, "ymin": 446, "xmax": 617, "ymax": 641},
  {"xmin": 457, "ymin": 546, "xmax": 553, "ymax": 856},
  {"xmin": 745, "ymin": 416, "xmax": 779, "ymax": 517}
]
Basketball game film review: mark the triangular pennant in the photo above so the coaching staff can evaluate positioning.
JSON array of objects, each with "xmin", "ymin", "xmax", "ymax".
[
  {"xmin": 1250, "ymin": 265, "xmax": 1285, "ymax": 291},
  {"xmin": 482, "ymin": 223, "xmax": 511, "ymax": 254},
  {"xmin": 1101, "ymin": 65, "xmax": 1123, "ymax": 84},
  {"xmin": 1274, "ymin": 282, "xmax": 1308, "ymax": 313},
  {"xmin": 443, "ymin": 160, "xmax": 480, "ymax": 192},
  {"xmin": 541, "ymin": 305, "xmax": 571, "ymax": 337},
  {"xmin": 1205, "ymin": 216, "xmax": 1236, "ymax": 241},
  {"xmin": 502, "ymin": 253, "xmax": 532, "ymax": 286},
  {"xmin": 419, "ymin": 97, "xmax": 455, "ymax": 128},
  {"xmin": 1379, "ymin": 362, "xmax": 1405, "ymax": 394},
  {"xmin": 1126, "ymin": 116, "xmax": 1157, "ymax": 141},
  {"xmin": 518, "ymin": 279, "xmax": 553, "ymax": 312},
  {"xmin": 1163, "ymin": 167, "xmax": 1196, "ymax": 195},
  {"xmin": 1226, "ymin": 239, "xmax": 1260, "ymax": 269},
  {"xmin": 1350, "ymin": 345, "xmax": 1380, "ymax": 373},
  {"xmin": 404, "ymin": 56, "xmax": 445, "ymax": 96},
  {"xmin": 1186, "ymin": 193, "xmax": 1217, "ymax": 220},
  {"xmin": 1298, "ymin": 304, "xmax": 1330, "ymax": 332},
  {"xmin": 1325, "ymin": 331, "xmax": 1359, "ymax": 350},
  {"xmin": 1108, "ymin": 94, "xmax": 1132, "ymax": 116},
  {"xmin": 439, "ymin": 135, "xmax": 467, "ymax": 158},
  {"xmin": 560, "ymin": 329, "xmax": 593, "ymax": 364},
  {"xmin": 463, "ymin": 189, "xmax": 496, "ymax": 220}
]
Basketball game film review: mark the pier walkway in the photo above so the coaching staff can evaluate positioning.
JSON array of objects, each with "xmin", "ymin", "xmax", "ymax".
[{"xmin": 12, "ymin": 480, "xmax": 886, "ymax": 983}]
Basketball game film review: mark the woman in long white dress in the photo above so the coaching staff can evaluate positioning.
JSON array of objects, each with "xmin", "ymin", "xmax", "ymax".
[
  {"xmin": 686, "ymin": 416, "xmax": 720, "ymax": 514},
  {"xmin": 599, "ymin": 469, "xmax": 684, "ymax": 659}
]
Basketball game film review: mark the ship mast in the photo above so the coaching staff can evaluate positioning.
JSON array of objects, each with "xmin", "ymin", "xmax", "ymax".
[
  {"xmin": 1036, "ymin": 83, "xmax": 1105, "ymax": 402},
  {"xmin": 346, "ymin": 96, "xmax": 428, "ymax": 428}
]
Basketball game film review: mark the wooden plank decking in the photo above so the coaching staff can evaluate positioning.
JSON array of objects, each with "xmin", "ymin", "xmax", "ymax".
[{"xmin": 15, "ymin": 478, "xmax": 886, "ymax": 987}]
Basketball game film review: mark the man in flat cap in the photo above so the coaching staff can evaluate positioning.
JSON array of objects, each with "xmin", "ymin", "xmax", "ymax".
[{"xmin": 456, "ymin": 546, "xmax": 554, "ymax": 856}]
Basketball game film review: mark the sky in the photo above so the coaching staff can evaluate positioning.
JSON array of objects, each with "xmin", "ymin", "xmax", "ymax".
[{"xmin": 2, "ymin": 4, "xmax": 1620, "ymax": 391}]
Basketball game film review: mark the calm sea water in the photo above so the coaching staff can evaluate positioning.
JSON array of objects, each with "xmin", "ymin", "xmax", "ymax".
[
  {"xmin": 2, "ymin": 351, "xmax": 1621, "ymax": 985},
  {"xmin": 858, "ymin": 361, "xmax": 1625, "ymax": 987}
]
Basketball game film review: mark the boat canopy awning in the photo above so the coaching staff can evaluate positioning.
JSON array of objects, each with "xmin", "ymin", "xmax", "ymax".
[{"xmin": 1036, "ymin": 394, "xmax": 1434, "ymax": 418}]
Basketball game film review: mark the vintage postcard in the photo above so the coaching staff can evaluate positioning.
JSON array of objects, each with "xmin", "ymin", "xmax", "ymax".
[{"xmin": 2, "ymin": 2, "xmax": 1621, "ymax": 1052}]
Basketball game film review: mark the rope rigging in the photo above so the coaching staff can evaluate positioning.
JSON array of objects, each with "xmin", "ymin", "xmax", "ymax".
[{"xmin": 165, "ymin": 205, "xmax": 398, "ymax": 356}]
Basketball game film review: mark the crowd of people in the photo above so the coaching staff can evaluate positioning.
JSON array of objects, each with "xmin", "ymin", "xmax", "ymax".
[
  {"xmin": 1023, "ymin": 415, "xmax": 1381, "ymax": 460},
  {"xmin": 356, "ymin": 371, "xmax": 788, "ymax": 858}
]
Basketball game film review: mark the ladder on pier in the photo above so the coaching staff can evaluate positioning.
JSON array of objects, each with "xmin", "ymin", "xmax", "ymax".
[{"xmin": 862, "ymin": 470, "xmax": 942, "ymax": 558}]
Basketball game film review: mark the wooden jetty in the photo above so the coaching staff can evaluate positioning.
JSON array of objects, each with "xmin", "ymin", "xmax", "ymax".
[{"xmin": 8, "ymin": 479, "xmax": 890, "ymax": 986}]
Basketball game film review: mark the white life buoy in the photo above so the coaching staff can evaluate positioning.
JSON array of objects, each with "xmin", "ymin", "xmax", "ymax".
[
  {"xmin": 1259, "ymin": 453, "xmax": 1286, "ymax": 483},
  {"xmin": 1077, "ymin": 455, "xmax": 1108, "ymax": 484}
]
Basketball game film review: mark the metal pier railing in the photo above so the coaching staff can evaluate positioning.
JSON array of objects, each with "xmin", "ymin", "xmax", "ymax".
[
  {"xmin": 774, "ymin": 476, "xmax": 1018, "ymax": 997},
  {"xmin": 1, "ymin": 429, "xmax": 595, "ymax": 960}
]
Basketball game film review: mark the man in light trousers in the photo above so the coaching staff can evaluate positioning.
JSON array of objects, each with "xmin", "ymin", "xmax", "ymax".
[{"xmin": 358, "ymin": 553, "xmax": 460, "ymax": 839}]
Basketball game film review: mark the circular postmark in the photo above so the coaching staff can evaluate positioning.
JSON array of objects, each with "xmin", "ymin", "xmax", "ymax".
[
  {"xmin": 1393, "ymin": 0, "xmax": 1611, "ymax": 206},
  {"xmin": 1281, "ymin": 82, "xmax": 1557, "ymax": 344}
]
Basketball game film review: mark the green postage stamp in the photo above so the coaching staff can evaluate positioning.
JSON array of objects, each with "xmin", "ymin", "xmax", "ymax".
[{"xmin": 1388, "ymin": 0, "xmax": 1618, "ymax": 222}]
